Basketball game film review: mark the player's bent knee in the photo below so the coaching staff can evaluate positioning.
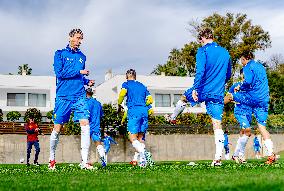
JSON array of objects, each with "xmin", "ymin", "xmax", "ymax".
[
  {"xmin": 79, "ymin": 119, "xmax": 89, "ymax": 126},
  {"xmin": 244, "ymin": 128, "xmax": 251, "ymax": 137}
]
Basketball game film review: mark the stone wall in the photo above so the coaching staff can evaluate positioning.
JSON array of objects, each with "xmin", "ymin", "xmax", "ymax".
[{"xmin": 1, "ymin": 134, "xmax": 283, "ymax": 164}]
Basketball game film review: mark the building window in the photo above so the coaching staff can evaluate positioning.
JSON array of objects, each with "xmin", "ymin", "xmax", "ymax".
[
  {"xmin": 28, "ymin": 93, "xmax": 46, "ymax": 107},
  {"xmin": 173, "ymin": 94, "xmax": 182, "ymax": 106},
  {"xmin": 155, "ymin": 94, "xmax": 171, "ymax": 107},
  {"xmin": 7, "ymin": 93, "xmax": 25, "ymax": 106}
]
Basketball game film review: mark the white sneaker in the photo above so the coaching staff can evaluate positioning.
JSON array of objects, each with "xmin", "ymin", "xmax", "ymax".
[
  {"xmin": 211, "ymin": 160, "xmax": 222, "ymax": 167},
  {"xmin": 238, "ymin": 155, "xmax": 247, "ymax": 164},
  {"xmin": 232, "ymin": 156, "xmax": 240, "ymax": 164},
  {"xmin": 225, "ymin": 153, "xmax": 230, "ymax": 160},
  {"xmin": 81, "ymin": 163, "xmax": 94, "ymax": 170},
  {"xmin": 48, "ymin": 160, "xmax": 56, "ymax": 170}
]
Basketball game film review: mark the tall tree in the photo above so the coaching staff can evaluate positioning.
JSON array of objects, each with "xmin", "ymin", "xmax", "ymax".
[
  {"xmin": 18, "ymin": 64, "xmax": 32, "ymax": 75},
  {"xmin": 152, "ymin": 13, "xmax": 271, "ymax": 76}
]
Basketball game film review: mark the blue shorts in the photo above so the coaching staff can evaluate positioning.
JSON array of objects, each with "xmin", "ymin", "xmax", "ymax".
[
  {"xmin": 234, "ymin": 104, "xmax": 252, "ymax": 129},
  {"xmin": 90, "ymin": 126, "xmax": 101, "ymax": 142},
  {"xmin": 184, "ymin": 88, "xmax": 224, "ymax": 120},
  {"xmin": 105, "ymin": 145, "xmax": 110, "ymax": 153},
  {"xmin": 233, "ymin": 92, "xmax": 268, "ymax": 126},
  {"xmin": 53, "ymin": 96, "xmax": 90, "ymax": 124},
  {"xmin": 254, "ymin": 147, "xmax": 260, "ymax": 152},
  {"xmin": 127, "ymin": 106, "xmax": 148, "ymax": 134}
]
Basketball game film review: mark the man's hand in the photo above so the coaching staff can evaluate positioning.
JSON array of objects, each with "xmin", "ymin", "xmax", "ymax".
[
  {"xmin": 88, "ymin": 80, "xmax": 95, "ymax": 86},
  {"xmin": 224, "ymin": 93, "xmax": 233, "ymax": 104},
  {"xmin": 80, "ymin": 70, "xmax": 89, "ymax": 76},
  {"xmin": 117, "ymin": 105, "xmax": 123, "ymax": 113},
  {"xmin": 192, "ymin": 90, "xmax": 198, "ymax": 102},
  {"xmin": 234, "ymin": 85, "xmax": 240, "ymax": 92}
]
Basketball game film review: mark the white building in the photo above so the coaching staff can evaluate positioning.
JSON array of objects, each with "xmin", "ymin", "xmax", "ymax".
[
  {"xmin": 95, "ymin": 72, "xmax": 206, "ymax": 115},
  {"xmin": 0, "ymin": 74, "xmax": 56, "ymax": 121}
]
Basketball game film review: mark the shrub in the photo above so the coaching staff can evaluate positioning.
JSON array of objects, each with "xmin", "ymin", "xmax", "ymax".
[{"xmin": 6, "ymin": 111, "xmax": 21, "ymax": 122}]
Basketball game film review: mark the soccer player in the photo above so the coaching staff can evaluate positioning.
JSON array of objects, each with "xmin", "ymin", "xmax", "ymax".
[
  {"xmin": 85, "ymin": 88, "xmax": 107, "ymax": 167},
  {"xmin": 170, "ymin": 28, "xmax": 232, "ymax": 166},
  {"xmin": 118, "ymin": 69, "xmax": 153, "ymax": 167},
  {"xmin": 223, "ymin": 130, "xmax": 231, "ymax": 160},
  {"xmin": 102, "ymin": 132, "xmax": 117, "ymax": 163},
  {"xmin": 225, "ymin": 51, "xmax": 276, "ymax": 164},
  {"xmin": 253, "ymin": 135, "xmax": 262, "ymax": 159},
  {"xmin": 49, "ymin": 29, "xmax": 95, "ymax": 170},
  {"xmin": 25, "ymin": 116, "xmax": 43, "ymax": 166}
]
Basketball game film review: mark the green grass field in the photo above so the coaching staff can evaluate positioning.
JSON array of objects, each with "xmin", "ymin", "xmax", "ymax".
[{"xmin": 1, "ymin": 160, "xmax": 284, "ymax": 191}]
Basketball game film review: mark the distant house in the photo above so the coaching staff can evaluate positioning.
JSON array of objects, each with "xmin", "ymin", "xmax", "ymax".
[
  {"xmin": 95, "ymin": 71, "xmax": 206, "ymax": 115},
  {"xmin": 0, "ymin": 74, "xmax": 56, "ymax": 121}
]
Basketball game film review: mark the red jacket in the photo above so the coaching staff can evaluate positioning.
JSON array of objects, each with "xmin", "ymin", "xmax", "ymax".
[{"xmin": 25, "ymin": 122, "xmax": 39, "ymax": 142}]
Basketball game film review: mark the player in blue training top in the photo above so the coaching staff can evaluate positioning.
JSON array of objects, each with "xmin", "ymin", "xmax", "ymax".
[
  {"xmin": 225, "ymin": 51, "xmax": 276, "ymax": 164},
  {"xmin": 170, "ymin": 28, "xmax": 232, "ymax": 166},
  {"xmin": 118, "ymin": 69, "xmax": 153, "ymax": 167},
  {"xmin": 253, "ymin": 134, "xmax": 262, "ymax": 159},
  {"xmin": 49, "ymin": 29, "xmax": 95, "ymax": 170},
  {"xmin": 85, "ymin": 88, "xmax": 107, "ymax": 167}
]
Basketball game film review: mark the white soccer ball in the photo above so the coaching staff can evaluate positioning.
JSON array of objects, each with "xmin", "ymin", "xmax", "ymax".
[{"xmin": 20, "ymin": 158, "xmax": 25, "ymax": 163}]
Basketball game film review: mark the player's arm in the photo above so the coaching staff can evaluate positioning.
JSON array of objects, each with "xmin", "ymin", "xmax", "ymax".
[
  {"xmin": 118, "ymin": 83, "xmax": 128, "ymax": 105},
  {"xmin": 121, "ymin": 110, "xmax": 127, "ymax": 124},
  {"xmin": 53, "ymin": 50, "xmax": 81, "ymax": 79},
  {"xmin": 25, "ymin": 124, "xmax": 35, "ymax": 134},
  {"xmin": 225, "ymin": 58, "xmax": 232, "ymax": 83},
  {"xmin": 239, "ymin": 67, "xmax": 253, "ymax": 91},
  {"xmin": 145, "ymin": 89, "xmax": 153, "ymax": 106},
  {"xmin": 192, "ymin": 49, "xmax": 206, "ymax": 90}
]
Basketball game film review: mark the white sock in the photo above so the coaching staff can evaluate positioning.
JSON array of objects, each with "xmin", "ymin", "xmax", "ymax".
[
  {"xmin": 264, "ymin": 139, "xmax": 274, "ymax": 156},
  {"xmin": 97, "ymin": 145, "xmax": 105, "ymax": 158},
  {"xmin": 239, "ymin": 135, "xmax": 249, "ymax": 156},
  {"xmin": 214, "ymin": 129, "xmax": 224, "ymax": 160},
  {"xmin": 233, "ymin": 137, "xmax": 241, "ymax": 157},
  {"xmin": 170, "ymin": 100, "xmax": 186, "ymax": 120},
  {"xmin": 49, "ymin": 130, "xmax": 59, "ymax": 161},
  {"xmin": 81, "ymin": 125, "xmax": 90, "ymax": 165},
  {"xmin": 133, "ymin": 152, "xmax": 139, "ymax": 161},
  {"xmin": 132, "ymin": 140, "xmax": 146, "ymax": 163}
]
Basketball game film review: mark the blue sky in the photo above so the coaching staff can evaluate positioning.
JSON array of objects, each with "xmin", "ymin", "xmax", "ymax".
[{"xmin": 0, "ymin": 0, "xmax": 283, "ymax": 84}]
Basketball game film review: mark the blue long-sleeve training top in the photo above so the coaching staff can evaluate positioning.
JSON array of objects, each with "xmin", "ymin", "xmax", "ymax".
[
  {"xmin": 193, "ymin": 42, "xmax": 232, "ymax": 101},
  {"xmin": 121, "ymin": 80, "xmax": 151, "ymax": 108},
  {"xmin": 239, "ymin": 60, "xmax": 269, "ymax": 104},
  {"xmin": 53, "ymin": 45, "xmax": 90, "ymax": 98}
]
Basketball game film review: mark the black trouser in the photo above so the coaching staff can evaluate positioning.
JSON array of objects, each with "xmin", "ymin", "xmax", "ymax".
[{"xmin": 27, "ymin": 141, "xmax": 40, "ymax": 163}]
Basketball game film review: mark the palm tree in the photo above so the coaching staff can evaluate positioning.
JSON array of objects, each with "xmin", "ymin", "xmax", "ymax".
[{"xmin": 18, "ymin": 64, "xmax": 32, "ymax": 75}]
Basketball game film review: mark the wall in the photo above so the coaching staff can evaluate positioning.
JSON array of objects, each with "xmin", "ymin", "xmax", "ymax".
[{"xmin": 1, "ymin": 134, "xmax": 283, "ymax": 164}]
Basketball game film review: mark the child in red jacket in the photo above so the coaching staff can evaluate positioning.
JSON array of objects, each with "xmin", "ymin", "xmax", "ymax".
[{"xmin": 25, "ymin": 117, "xmax": 42, "ymax": 166}]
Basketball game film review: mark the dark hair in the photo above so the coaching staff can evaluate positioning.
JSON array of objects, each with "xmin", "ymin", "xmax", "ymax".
[
  {"xmin": 241, "ymin": 51, "xmax": 254, "ymax": 60},
  {"xmin": 198, "ymin": 27, "xmax": 213, "ymax": 40},
  {"xmin": 69, "ymin": 28, "xmax": 83, "ymax": 38},
  {"xmin": 126, "ymin": 69, "xmax": 136, "ymax": 79}
]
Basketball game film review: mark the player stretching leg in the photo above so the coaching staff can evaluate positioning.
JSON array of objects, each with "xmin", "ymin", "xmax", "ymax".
[
  {"xmin": 118, "ymin": 69, "xmax": 153, "ymax": 167},
  {"xmin": 85, "ymin": 88, "xmax": 107, "ymax": 167},
  {"xmin": 226, "ymin": 52, "xmax": 276, "ymax": 164},
  {"xmin": 49, "ymin": 29, "xmax": 95, "ymax": 170},
  {"xmin": 170, "ymin": 28, "xmax": 232, "ymax": 166},
  {"xmin": 102, "ymin": 132, "xmax": 118, "ymax": 164}
]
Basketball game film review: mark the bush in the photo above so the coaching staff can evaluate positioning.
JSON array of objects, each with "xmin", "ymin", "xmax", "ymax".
[
  {"xmin": 46, "ymin": 110, "xmax": 54, "ymax": 123},
  {"xmin": 24, "ymin": 108, "xmax": 42, "ymax": 123},
  {"xmin": 64, "ymin": 113, "xmax": 80, "ymax": 135},
  {"xmin": 267, "ymin": 115, "xmax": 284, "ymax": 128},
  {"xmin": 6, "ymin": 111, "xmax": 21, "ymax": 122}
]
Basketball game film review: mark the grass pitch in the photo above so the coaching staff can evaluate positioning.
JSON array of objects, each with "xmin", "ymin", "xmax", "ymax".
[{"xmin": 1, "ymin": 160, "xmax": 284, "ymax": 191}]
